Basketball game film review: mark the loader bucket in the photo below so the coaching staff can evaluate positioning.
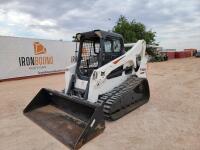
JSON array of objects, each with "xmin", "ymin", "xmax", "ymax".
[{"xmin": 23, "ymin": 88, "xmax": 105, "ymax": 150}]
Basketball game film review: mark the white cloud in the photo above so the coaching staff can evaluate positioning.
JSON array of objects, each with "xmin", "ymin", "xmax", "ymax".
[
  {"xmin": 1, "ymin": 10, "xmax": 56, "ymax": 27},
  {"xmin": 0, "ymin": 26, "xmax": 14, "ymax": 36},
  {"xmin": 0, "ymin": 0, "xmax": 199, "ymax": 50}
]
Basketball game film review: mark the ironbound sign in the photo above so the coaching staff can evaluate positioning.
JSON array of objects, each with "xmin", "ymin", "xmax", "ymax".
[{"xmin": 0, "ymin": 36, "xmax": 76, "ymax": 80}]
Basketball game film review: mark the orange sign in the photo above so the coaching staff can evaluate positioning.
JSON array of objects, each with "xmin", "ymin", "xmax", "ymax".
[{"xmin": 33, "ymin": 42, "xmax": 47, "ymax": 55}]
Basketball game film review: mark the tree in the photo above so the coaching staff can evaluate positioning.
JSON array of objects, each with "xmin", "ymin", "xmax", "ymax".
[
  {"xmin": 113, "ymin": 16, "xmax": 168, "ymax": 62},
  {"xmin": 113, "ymin": 16, "xmax": 157, "ymax": 45}
]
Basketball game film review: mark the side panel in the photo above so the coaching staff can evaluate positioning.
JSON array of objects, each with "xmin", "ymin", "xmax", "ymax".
[
  {"xmin": 87, "ymin": 40, "xmax": 148, "ymax": 103},
  {"xmin": 64, "ymin": 63, "xmax": 76, "ymax": 93},
  {"xmin": 88, "ymin": 73, "xmax": 130, "ymax": 102}
]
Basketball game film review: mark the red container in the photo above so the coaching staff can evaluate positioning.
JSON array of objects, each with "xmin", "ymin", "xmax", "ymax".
[
  {"xmin": 184, "ymin": 51, "xmax": 191, "ymax": 57},
  {"xmin": 184, "ymin": 49, "xmax": 197, "ymax": 56},
  {"xmin": 167, "ymin": 52, "xmax": 175, "ymax": 59},
  {"xmin": 175, "ymin": 51, "xmax": 186, "ymax": 58}
]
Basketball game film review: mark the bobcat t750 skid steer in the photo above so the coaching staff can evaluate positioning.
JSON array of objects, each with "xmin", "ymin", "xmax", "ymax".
[{"xmin": 24, "ymin": 30, "xmax": 150, "ymax": 150}]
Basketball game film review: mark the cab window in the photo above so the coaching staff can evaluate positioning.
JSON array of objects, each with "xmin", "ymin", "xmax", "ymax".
[
  {"xmin": 104, "ymin": 40, "xmax": 112, "ymax": 52},
  {"xmin": 113, "ymin": 40, "xmax": 121, "ymax": 52}
]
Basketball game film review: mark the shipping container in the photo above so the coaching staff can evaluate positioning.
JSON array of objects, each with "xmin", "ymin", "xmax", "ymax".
[
  {"xmin": 184, "ymin": 48, "xmax": 197, "ymax": 56},
  {"xmin": 0, "ymin": 36, "xmax": 76, "ymax": 81},
  {"xmin": 167, "ymin": 52, "xmax": 175, "ymax": 59},
  {"xmin": 175, "ymin": 51, "xmax": 186, "ymax": 58},
  {"xmin": 184, "ymin": 51, "xmax": 191, "ymax": 57}
]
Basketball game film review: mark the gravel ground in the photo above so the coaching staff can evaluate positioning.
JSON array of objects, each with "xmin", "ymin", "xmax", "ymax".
[{"xmin": 0, "ymin": 57, "xmax": 200, "ymax": 150}]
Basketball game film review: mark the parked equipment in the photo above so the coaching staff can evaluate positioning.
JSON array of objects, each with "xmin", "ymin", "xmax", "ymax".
[
  {"xmin": 196, "ymin": 50, "xmax": 200, "ymax": 57},
  {"xmin": 24, "ymin": 30, "xmax": 150, "ymax": 150}
]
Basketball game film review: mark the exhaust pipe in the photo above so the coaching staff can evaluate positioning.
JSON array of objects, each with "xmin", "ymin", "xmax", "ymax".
[{"xmin": 23, "ymin": 88, "xmax": 105, "ymax": 150}]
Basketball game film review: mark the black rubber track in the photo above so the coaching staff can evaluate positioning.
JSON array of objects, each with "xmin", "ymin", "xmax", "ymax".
[{"xmin": 97, "ymin": 76, "xmax": 150, "ymax": 120}]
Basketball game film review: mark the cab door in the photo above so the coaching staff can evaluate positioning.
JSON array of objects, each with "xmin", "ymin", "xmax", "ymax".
[{"xmin": 102, "ymin": 37, "xmax": 124, "ymax": 65}]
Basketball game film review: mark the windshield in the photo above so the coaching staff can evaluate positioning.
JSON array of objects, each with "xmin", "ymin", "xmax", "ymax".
[{"xmin": 78, "ymin": 39, "xmax": 101, "ymax": 77}]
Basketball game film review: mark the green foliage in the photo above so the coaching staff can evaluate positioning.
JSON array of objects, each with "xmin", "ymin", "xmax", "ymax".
[
  {"xmin": 113, "ymin": 15, "xmax": 157, "ymax": 45},
  {"xmin": 113, "ymin": 16, "xmax": 167, "ymax": 62}
]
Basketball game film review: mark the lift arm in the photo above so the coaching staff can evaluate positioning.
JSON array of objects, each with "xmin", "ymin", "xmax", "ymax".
[{"xmin": 87, "ymin": 40, "xmax": 148, "ymax": 102}]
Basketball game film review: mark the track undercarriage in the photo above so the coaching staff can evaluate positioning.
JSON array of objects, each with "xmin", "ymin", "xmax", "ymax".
[{"xmin": 98, "ymin": 76, "xmax": 150, "ymax": 120}]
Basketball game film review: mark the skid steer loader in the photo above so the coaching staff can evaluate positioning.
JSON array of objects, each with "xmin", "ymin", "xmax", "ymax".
[{"xmin": 24, "ymin": 30, "xmax": 150, "ymax": 150}]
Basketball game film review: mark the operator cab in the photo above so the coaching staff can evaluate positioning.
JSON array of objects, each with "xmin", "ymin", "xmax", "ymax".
[{"xmin": 75, "ymin": 30, "xmax": 125, "ymax": 80}]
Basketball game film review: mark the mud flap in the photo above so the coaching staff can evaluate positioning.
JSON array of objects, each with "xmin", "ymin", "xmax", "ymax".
[{"xmin": 23, "ymin": 88, "xmax": 105, "ymax": 150}]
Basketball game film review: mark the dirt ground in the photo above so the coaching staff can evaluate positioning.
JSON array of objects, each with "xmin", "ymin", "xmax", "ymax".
[{"xmin": 0, "ymin": 57, "xmax": 200, "ymax": 150}]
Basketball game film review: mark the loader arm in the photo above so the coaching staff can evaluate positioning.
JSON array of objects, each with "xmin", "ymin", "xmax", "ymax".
[{"xmin": 87, "ymin": 40, "xmax": 148, "ymax": 102}]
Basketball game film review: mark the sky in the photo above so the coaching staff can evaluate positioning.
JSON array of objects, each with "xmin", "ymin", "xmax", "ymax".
[{"xmin": 0, "ymin": 0, "xmax": 199, "ymax": 50}]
